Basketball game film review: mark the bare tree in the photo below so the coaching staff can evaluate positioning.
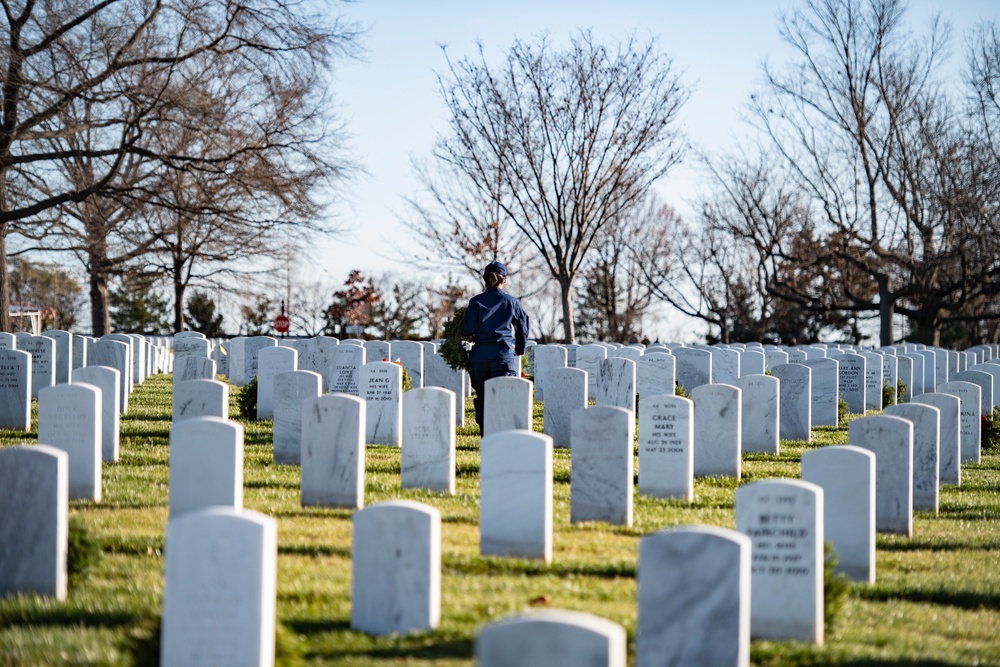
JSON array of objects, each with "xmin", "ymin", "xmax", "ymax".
[
  {"xmin": 432, "ymin": 31, "xmax": 689, "ymax": 342},
  {"xmin": 576, "ymin": 197, "xmax": 676, "ymax": 343},
  {"xmin": 406, "ymin": 157, "xmax": 537, "ymax": 283},
  {"xmin": 0, "ymin": 0, "xmax": 359, "ymax": 332},
  {"xmin": 743, "ymin": 0, "xmax": 1000, "ymax": 345},
  {"xmin": 663, "ymin": 150, "xmax": 853, "ymax": 343}
]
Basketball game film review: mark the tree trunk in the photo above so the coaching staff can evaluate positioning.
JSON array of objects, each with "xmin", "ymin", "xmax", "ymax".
[
  {"xmin": 913, "ymin": 310, "xmax": 941, "ymax": 346},
  {"xmin": 173, "ymin": 274, "xmax": 185, "ymax": 333},
  {"xmin": 90, "ymin": 271, "xmax": 111, "ymax": 336},
  {"xmin": 877, "ymin": 276, "xmax": 894, "ymax": 346},
  {"xmin": 0, "ymin": 220, "xmax": 9, "ymax": 333},
  {"xmin": 558, "ymin": 275, "xmax": 575, "ymax": 344}
]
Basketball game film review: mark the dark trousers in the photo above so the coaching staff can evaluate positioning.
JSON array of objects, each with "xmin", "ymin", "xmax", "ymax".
[{"xmin": 469, "ymin": 357, "xmax": 518, "ymax": 435}]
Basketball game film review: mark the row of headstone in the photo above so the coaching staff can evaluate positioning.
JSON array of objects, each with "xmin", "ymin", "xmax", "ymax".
[{"xmin": 530, "ymin": 339, "xmax": 991, "ymax": 405}]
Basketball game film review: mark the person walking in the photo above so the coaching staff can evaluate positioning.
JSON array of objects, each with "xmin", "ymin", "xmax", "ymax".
[{"xmin": 461, "ymin": 261, "xmax": 530, "ymax": 435}]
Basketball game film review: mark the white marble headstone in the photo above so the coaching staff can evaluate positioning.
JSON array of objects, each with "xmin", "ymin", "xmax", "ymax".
[
  {"xmin": 300, "ymin": 394, "xmax": 366, "ymax": 508},
  {"xmin": 637, "ymin": 352, "xmax": 675, "ymax": 401},
  {"xmin": 476, "ymin": 610, "xmax": 626, "ymax": 667},
  {"xmin": 38, "ymin": 383, "xmax": 101, "ymax": 501},
  {"xmin": 638, "ymin": 394, "xmax": 693, "ymax": 500},
  {"xmin": 848, "ymin": 415, "xmax": 913, "ymax": 536},
  {"xmin": 532, "ymin": 345, "xmax": 567, "ymax": 402},
  {"xmin": 228, "ymin": 337, "xmax": 246, "ymax": 385},
  {"xmin": 542, "ymin": 367, "xmax": 587, "ymax": 448},
  {"xmin": 710, "ymin": 347, "xmax": 740, "ymax": 385},
  {"xmin": 362, "ymin": 361, "xmax": 403, "ymax": 446},
  {"xmin": 771, "ymin": 363, "xmax": 811, "ymax": 442},
  {"xmin": 802, "ymin": 358, "xmax": 839, "ymax": 427},
  {"xmin": 901, "ymin": 353, "xmax": 925, "ymax": 397},
  {"xmin": 242, "ymin": 335, "xmax": 277, "ymax": 388},
  {"xmin": 692, "ymin": 383, "xmax": 742, "ymax": 478},
  {"xmin": 765, "ymin": 348, "xmax": 789, "ymax": 371},
  {"xmin": 860, "ymin": 351, "xmax": 884, "ymax": 410},
  {"xmin": 21, "ymin": 335, "xmax": 55, "ymax": 399},
  {"xmin": 173, "ymin": 336, "xmax": 210, "ymax": 360},
  {"xmin": 637, "ymin": 526, "xmax": 750, "ymax": 667},
  {"xmin": 73, "ymin": 366, "xmax": 120, "ymax": 462},
  {"xmin": 736, "ymin": 479, "xmax": 824, "ymax": 645},
  {"xmin": 968, "ymin": 364, "xmax": 1000, "ymax": 410},
  {"xmin": 738, "ymin": 374, "xmax": 779, "ymax": 454},
  {"xmin": 837, "ymin": 353, "xmax": 866, "ymax": 414},
  {"xmin": 937, "ymin": 380, "xmax": 981, "ymax": 464},
  {"xmin": 480, "ymin": 431, "xmax": 552, "ymax": 562},
  {"xmin": 575, "ymin": 344, "xmax": 607, "ymax": 397},
  {"xmin": 363, "ymin": 340, "xmax": 391, "ymax": 364},
  {"xmin": 676, "ymin": 347, "xmax": 712, "ymax": 392},
  {"xmin": 41, "ymin": 330, "xmax": 72, "ymax": 384},
  {"xmin": 0, "ymin": 445, "xmax": 68, "ymax": 600},
  {"xmin": 273, "ymin": 370, "xmax": 322, "ymax": 464},
  {"xmin": 594, "ymin": 357, "xmax": 636, "ymax": 414},
  {"xmin": 570, "ymin": 406, "xmax": 633, "ymax": 526},
  {"xmin": 739, "ymin": 350, "xmax": 766, "ymax": 377},
  {"xmin": 173, "ymin": 378, "xmax": 229, "ymax": 423},
  {"xmin": 913, "ymin": 392, "xmax": 961, "ymax": 487},
  {"xmin": 168, "ymin": 417, "xmax": 243, "ymax": 518},
  {"xmin": 172, "ymin": 355, "xmax": 217, "ymax": 386},
  {"xmin": 256, "ymin": 345, "xmax": 297, "ymax": 420},
  {"xmin": 484, "ymin": 375, "xmax": 533, "ymax": 436},
  {"xmin": 401, "ymin": 387, "xmax": 456, "ymax": 493},
  {"xmin": 350, "ymin": 500, "xmax": 440, "ymax": 636},
  {"xmin": 881, "ymin": 353, "xmax": 899, "ymax": 404},
  {"xmin": 90, "ymin": 339, "xmax": 130, "ymax": 413},
  {"xmin": 391, "ymin": 339, "xmax": 424, "ymax": 389},
  {"xmin": 0, "ymin": 349, "xmax": 31, "ymax": 430},
  {"xmin": 884, "ymin": 403, "xmax": 940, "ymax": 515},
  {"xmin": 423, "ymin": 353, "xmax": 465, "ymax": 426},
  {"xmin": 298, "ymin": 335, "xmax": 338, "ymax": 391},
  {"xmin": 160, "ymin": 507, "xmax": 276, "ymax": 667},
  {"xmin": 801, "ymin": 446, "xmax": 875, "ymax": 582},
  {"xmin": 331, "ymin": 344, "xmax": 366, "ymax": 397}
]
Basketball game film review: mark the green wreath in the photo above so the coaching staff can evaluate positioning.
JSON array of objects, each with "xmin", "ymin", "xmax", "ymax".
[{"xmin": 439, "ymin": 306, "xmax": 470, "ymax": 372}]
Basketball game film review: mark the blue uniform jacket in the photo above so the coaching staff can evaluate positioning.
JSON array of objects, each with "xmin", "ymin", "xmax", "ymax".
[{"xmin": 461, "ymin": 287, "xmax": 529, "ymax": 362}]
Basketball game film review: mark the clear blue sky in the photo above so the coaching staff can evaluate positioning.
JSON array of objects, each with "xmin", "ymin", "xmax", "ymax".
[{"xmin": 318, "ymin": 0, "xmax": 998, "ymax": 304}]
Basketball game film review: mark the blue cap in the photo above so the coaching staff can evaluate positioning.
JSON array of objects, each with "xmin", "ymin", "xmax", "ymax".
[{"xmin": 484, "ymin": 261, "xmax": 507, "ymax": 276}]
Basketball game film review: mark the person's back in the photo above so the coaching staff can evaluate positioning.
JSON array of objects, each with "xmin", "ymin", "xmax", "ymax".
[
  {"xmin": 464, "ymin": 288, "xmax": 524, "ymax": 361},
  {"xmin": 461, "ymin": 262, "xmax": 529, "ymax": 434}
]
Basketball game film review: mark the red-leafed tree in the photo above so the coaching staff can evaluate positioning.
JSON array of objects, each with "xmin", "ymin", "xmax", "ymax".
[{"xmin": 325, "ymin": 271, "xmax": 380, "ymax": 337}]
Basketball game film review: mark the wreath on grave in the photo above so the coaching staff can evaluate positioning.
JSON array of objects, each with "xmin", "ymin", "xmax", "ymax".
[{"xmin": 439, "ymin": 306, "xmax": 470, "ymax": 372}]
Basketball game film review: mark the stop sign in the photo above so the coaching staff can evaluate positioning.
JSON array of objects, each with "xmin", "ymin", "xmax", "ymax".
[{"xmin": 274, "ymin": 314, "xmax": 290, "ymax": 333}]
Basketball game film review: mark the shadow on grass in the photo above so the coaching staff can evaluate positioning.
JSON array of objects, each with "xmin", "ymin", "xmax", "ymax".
[
  {"xmin": 441, "ymin": 514, "xmax": 477, "ymax": 526},
  {"xmin": 750, "ymin": 643, "xmax": 963, "ymax": 667},
  {"xmin": 122, "ymin": 412, "xmax": 174, "ymax": 422},
  {"xmin": 271, "ymin": 507, "xmax": 356, "ymax": 520},
  {"xmin": 245, "ymin": 479, "xmax": 299, "ymax": 490},
  {"xmin": 100, "ymin": 535, "xmax": 164, "ymax": 555},
  {"xmin": 85, "ymin": 499, "xmax": 167, "ymax": 511},
  {"xmin": 878, "ymin": 538, "xmax": 1000, "ymax": 553},
  {"xmin": 856, "ymin": 585, "xmax": 1000, "ymax": 610},
  {"xmin": 0, "ymin": 605, "xmax": 141, "ymax": 629},
  {"xmin": 119, "ymin": 428, "xmax": 171, "ymax": 441},
  {"xmin": 307, "ymin": 637, "xmax": 474, "ymax": 662},
  {"xmin": 938, "ymin": 507, "xmax": 1000, "ymax": 522},
  {"xmin": 278, "ymin": 543, "xmax": 351, "ymax": 559},
  {"xmin": 456, "ymin": 462, "xmax": 480, "ymax": 478},
  {"xmin": 282, "ymin": 617, "xmax": 352, "ymax": 635},
  {"xmin": 442, "ymin": 554, "xmax": 635, "ymax": 579}
]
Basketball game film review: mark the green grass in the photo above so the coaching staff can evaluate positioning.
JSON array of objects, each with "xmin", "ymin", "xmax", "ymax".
[{"xmin": 2, "ymin": 375, "xmax": 1000, "ymax": 666}]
